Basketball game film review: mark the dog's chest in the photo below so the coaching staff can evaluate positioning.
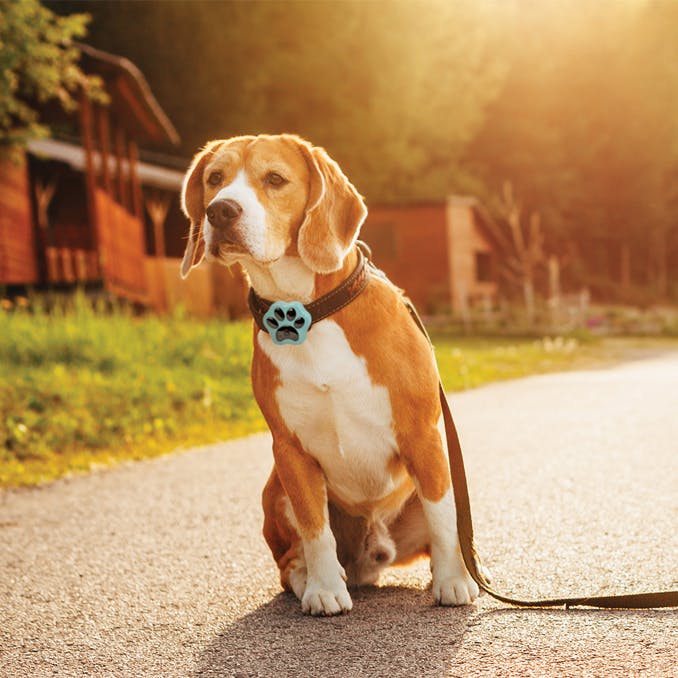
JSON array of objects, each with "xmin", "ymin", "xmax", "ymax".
[{"xmin": 258, "ymin": 320, "xmax": 399, "ymax": 504}]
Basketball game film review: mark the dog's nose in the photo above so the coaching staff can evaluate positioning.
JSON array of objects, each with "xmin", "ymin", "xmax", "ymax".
[{"xmin": 206, "ymin": 199, "xmax": 242, "ymax": 229}]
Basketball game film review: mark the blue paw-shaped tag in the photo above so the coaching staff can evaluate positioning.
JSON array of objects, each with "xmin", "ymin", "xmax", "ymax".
[{"xmin": 263, "ymin": 301, "xmax": 312, "ymax": 346}]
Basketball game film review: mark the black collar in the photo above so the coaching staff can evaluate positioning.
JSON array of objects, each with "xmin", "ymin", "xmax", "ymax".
[{"xmin": 248, "ymin": 247, "xmax": 370, "ymax": 342}]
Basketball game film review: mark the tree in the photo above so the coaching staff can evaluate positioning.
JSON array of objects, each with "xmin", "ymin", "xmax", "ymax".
[
  {"xmin": 466, "ymin": 0, "xmax": 678, "ymax": 301},
  {"xmin": 498, "ymin": 182, "xmax": 545, "ymax": 325},
  {"xmin": 47, "ymin": 0, "xmax": 678, "ymax": 301},
  {"xmin": 0, "ymin": 0, "xmax": 99, "ymax": 148},
  {"xmin": 47, "ymin": 0, "xmax": 505, "ymax": 202}
]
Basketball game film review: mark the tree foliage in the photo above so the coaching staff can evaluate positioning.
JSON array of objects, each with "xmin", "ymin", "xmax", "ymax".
[
  {"xmin": 48, "ymin": 0, "xmax": 504, "ymax": 201},
  {"xmin": 45, "ymin": 0, "xmax": 678, "ymax": 300},
  {"xmin": 467, "ymin": 1, "xmax": 678, "ymax": 298},
  {"xmin": 0, "ymin": 0, "xmax": 96, "ymax": 147}
]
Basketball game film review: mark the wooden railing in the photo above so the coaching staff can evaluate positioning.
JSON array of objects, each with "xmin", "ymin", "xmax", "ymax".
[{"xmin": 45, "ymin": 247, "xmax": 100, "ymax": 283}]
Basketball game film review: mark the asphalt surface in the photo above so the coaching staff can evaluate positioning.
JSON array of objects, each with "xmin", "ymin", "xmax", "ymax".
[{"xmin": 1, "ymin": 351, "xmax": 677, "ymax": 677}]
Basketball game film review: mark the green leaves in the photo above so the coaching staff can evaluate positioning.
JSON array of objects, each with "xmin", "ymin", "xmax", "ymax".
[
  {"xmin": 72, "ymin": 0, "xmax": 504, "ymax": 202},
  {"xmin": 0, "ymin": 0, "xmax": 99, "ymax": 147}
]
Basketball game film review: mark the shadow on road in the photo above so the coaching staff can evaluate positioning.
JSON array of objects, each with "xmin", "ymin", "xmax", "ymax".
[{"xmin": 195, "ymin": 584, "xmax": 474, "ymax": 677}]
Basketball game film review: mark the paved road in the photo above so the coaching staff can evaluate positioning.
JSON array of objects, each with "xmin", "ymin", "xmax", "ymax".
[{"xmin": 1, "ymin": 352, "xmax": 677, "ymax": 677}]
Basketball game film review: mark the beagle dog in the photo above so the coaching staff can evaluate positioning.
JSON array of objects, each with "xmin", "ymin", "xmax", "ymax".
[{"xmin": 180, "ymin": 134, "xmax": 479, "ymax": 615}]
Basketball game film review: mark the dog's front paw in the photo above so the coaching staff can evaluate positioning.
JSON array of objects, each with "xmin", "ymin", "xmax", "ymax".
[
  {"xmin": 432, "ymin": 572, "xmax": 480, "ymax": 606},
  {"xmin": 301, "ymin": 578, "xmax": 353, "ymax": 616}
]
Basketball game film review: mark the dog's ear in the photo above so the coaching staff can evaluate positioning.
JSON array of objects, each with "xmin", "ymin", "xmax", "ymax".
[
  {"xmin": 180, "ymin": 141, "xmax": 223, "ymax": 279},
  {"xmin": 295, "ymin": 140, "xmax": 367, "ymax": 273}
]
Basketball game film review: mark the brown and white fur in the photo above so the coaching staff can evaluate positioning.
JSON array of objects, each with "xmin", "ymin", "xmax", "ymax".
[{"xmin": 180, "ymin": 134, "xmax": 479, "ymax": 616}]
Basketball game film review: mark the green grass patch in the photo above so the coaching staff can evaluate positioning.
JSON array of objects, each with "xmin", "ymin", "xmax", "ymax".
[
  {"xmin": 1, "ymin": 297, "xmax": 263, "ymax": 487},
  {"xmin": 433, "ymin": 335, "xmax": 597, "ymax": 391},
  {"xmin": 1, "ymin": 297, "xmax": 676, "ymax": 487}
]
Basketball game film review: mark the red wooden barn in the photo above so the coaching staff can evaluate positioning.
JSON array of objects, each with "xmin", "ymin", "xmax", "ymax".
[{"xmin": 0, "ymin": 43, "xmax": 179, "ymax": 303}]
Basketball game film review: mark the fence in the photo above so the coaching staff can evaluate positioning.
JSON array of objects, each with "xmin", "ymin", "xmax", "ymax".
[{"xmin": 45, "ymin": 248, "xmax": 100, "ymax": 283}]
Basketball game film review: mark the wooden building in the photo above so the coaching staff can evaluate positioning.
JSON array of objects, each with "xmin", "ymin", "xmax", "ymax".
[
  {"xmin": 0, "ymin": 43, "xmax": 179, "ymax": 303},
  {"xmin": 362, "ymin": 196, "xmax": 500, "ymax": 314},
  {"xmin": 152, "ymin": 194, "xmax": 500, "ymax": 318},
  {"xmin": 0, "ymin": 42, "xmax": 499, "ymax": 318},
  {"xmin": 138, "ymin": 192, "xmax": 501, "ymax": 319},
  {"xmin": 143, "ymin": 192, "xmax": 501, "ymax": 319},
  {"xmin": 0, "ymin": 45, "xmax": 498, "ymax": 320}
]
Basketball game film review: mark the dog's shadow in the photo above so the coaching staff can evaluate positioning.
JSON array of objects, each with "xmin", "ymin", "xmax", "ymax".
[{"xmin": 195, "ymin": 584, "xmax": 474, "ymax": 677}]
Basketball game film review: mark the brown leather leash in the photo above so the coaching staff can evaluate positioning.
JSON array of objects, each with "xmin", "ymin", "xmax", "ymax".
[{"xmin": 405, "ymin": 299, "xmax": 678, "ymax": 609}]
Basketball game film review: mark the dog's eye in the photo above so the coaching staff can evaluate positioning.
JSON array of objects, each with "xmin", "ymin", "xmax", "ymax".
[
  {"xmin": 207, "ymin": 171, "xmax": 222, "ymax": 187},
  {"xmin": 265, "ymin": 172, "xmax": 287, "ymax": 187}
]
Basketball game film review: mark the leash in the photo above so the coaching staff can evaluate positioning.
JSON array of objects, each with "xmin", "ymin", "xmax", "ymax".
[{"xmin": 404, "ymin": 298, "xmax": 678, "ymax": 609}]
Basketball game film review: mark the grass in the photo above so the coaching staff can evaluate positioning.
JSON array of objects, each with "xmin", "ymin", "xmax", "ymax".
[
  {"xmin": 1, "ymin": 296, "xmax": 261, "ymax": 487},
  {"xmin": 1, "ymin": 295, "xmax": 675, "ymax": 487}
]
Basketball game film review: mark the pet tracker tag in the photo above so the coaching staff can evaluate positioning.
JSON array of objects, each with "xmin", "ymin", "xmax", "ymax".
[{"xmin": 263, "ymin": 301, "xmax": 312, "ymax": 345}]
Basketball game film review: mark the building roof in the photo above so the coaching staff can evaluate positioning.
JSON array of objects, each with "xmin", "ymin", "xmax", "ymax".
[
  {"xmin": 27, "ymin": 138, "xmax": 184, "ymax": 190},
  {"xmin": 76, "ymin": 43, "xmax": 180, "ymax": 146}
]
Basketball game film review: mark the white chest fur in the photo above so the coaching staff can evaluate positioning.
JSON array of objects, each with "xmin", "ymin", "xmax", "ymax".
[{"xmin": 258, "ymin": 320, "xmax": 399, "ymax": 507}]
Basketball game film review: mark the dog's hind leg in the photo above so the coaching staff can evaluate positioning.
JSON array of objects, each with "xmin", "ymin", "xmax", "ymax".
[
  {"xmin": 329, "ymin": 504, "xmax": 396, "ymax": 587},
  {"xmin": 277, "ymin": 539, "xmax": 308, "ymax": 600},
  {"xmin": 388, "ymin": 493, "xmax": 431, "ymax": 566}
]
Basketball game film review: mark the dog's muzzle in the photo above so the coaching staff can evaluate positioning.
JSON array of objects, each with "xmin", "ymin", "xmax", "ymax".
[{"xmin": 206, "ymin": 199, "xmax": 244, "ymax": 253}]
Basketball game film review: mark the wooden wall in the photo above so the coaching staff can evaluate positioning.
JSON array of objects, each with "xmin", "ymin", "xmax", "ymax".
[
  {"xmin": 95, "ymin": 188, "xmax": 147, "ymax": 302},
  {"xmin": 361, "ymin": 204, "xmax": 450, "ymax": 313},
  {"xmin": 0, "ymin": 156, "xmax": 38, "ymax": 284},
  {"xmin": 145, "ymin": 257, "xmax": 249, "ymax": 318},
  {"xmin": 446, "ymin": 200, "xmax": 498, "ymax": 312}
]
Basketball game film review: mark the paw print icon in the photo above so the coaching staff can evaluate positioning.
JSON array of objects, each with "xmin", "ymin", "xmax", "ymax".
[{"xmin": 263, "ymin": 302, "xmax": 312, "ymax": 346}]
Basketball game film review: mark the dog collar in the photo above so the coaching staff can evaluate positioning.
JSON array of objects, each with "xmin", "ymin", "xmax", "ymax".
[{"xmin": 248, "ymin": 247, "xmax": 370, "ymax": 346}]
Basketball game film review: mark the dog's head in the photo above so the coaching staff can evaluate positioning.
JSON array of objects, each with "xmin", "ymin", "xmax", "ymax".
[{"xmin": 180, "ymin": 134, "xmax": 367, "ymax": 278}]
